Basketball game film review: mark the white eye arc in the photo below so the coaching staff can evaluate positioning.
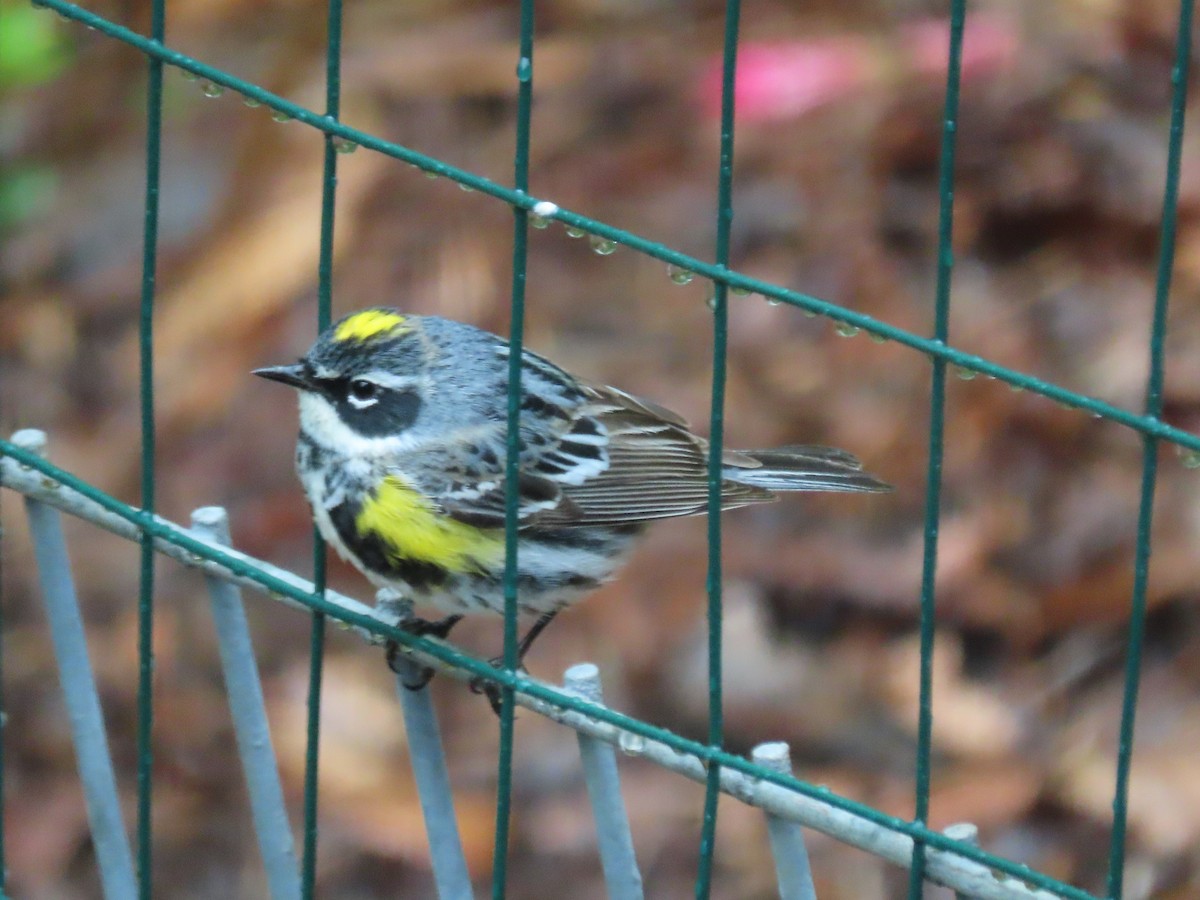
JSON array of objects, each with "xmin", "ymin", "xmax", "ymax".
[{"xmin": 347, "ymin": 378, "xmax": 381, "ymax": 409}]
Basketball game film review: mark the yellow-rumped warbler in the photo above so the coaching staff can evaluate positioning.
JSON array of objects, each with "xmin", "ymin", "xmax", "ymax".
[{"xmin": 255, "ymin": 308, "xmax": 889, "ymax": 685}]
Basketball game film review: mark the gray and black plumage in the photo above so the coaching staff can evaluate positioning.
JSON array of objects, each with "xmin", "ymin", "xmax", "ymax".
[{"xmin": 255, "ymin": 308, "xmax": 891, "ymax": 652}]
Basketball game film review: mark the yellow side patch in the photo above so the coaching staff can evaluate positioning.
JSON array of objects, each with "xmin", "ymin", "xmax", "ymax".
[
  {"xmin": 355, "ymin": 475, "xmax": 504, "ymax": 573},
  {"xmin": 334, "ymin": 310, "xmax": 409, "ymax": 343}
]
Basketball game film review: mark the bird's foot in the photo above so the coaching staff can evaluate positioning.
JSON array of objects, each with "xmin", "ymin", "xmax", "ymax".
[
  {"xmin": 469, "ymin": 655, "xmax": 526, "ymax": 717},
  {"xmin": 385, "ymin": 614, "xmax": 465, "ymax": 690},
  {"xmin": 467, "ymin": 611, "xmax": 559, "ymax": 715}
]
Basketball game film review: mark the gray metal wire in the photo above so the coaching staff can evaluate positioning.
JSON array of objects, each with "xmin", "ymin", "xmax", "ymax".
[
  {"xmin": 753, "ymin": 742, "xmax": 817, "ymax": 900},
  {"xmin": 563, "ymin": 663, "xmax": 645, "ymax": 900},
  {"xmin": 191, "ymin": 507, "xmax": 302, "ymax": 900},
  {"xmin": 1, "ymin": 431, "xmax": 1057, "ymax": 900},
  {"xmin": 379, "ymin": 595, "xmax": 475, "ymax": 900},
  {"xmin": 17, "ymin": 431, "xmax": 138, "ymax": 900}
]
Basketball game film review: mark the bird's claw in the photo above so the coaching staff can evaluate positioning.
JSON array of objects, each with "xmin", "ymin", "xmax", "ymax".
[
  {"xmin": 384, "ymin": 614, "xmax": 465, "ymax": 689},
  {"xmin": 469, "ymin": 655, "xmax": 525, "ymax": 717},
  {"xmin": 387, "ymin": 641, "xmax": 437, "ymax": 690}
]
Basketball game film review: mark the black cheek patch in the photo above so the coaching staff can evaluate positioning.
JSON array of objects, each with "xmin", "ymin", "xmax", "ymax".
[{"xmin": 340, "ymin": 389, "xmax": 422, "ymax": 437}]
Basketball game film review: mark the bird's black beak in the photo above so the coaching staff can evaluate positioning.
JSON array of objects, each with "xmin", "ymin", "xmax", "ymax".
[{"xmin": 252, "ymin": 364, "xmax": 311, "ymax": 390}]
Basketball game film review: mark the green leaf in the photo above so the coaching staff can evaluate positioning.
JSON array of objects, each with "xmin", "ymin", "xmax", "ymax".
[{"xmin": 0, "ymin": 0, "xmax": 72, "ymax": 89}]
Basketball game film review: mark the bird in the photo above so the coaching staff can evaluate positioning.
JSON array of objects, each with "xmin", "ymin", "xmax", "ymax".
[{"xmin": 254, "ymin": 307, "xmax": 890, "ymax": 698}]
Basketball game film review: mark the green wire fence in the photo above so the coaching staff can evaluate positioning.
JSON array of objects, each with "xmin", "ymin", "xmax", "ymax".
[{"xmin": 1, "ymin": 0, "xmax": 1195, "ymax": 897}]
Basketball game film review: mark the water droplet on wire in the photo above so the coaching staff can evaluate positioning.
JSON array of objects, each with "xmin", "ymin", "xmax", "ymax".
[
  {"xmin": 1179, "ymin": 448, "xmax": 1200, "ymax": 469},
  {"xmin": 589, "ymin": 236, "xmax": 617, "ymax": 255},
  {"xmin": 332, "ymin": 136, "xmax": 358, "ymax": 154},
  {"xmin": 834, "ymin": 322, "xmax": 860, "ymax": 338},
  {"xmin": 667, "ymin": 264, "xmax": 694, "ymax": 285},
  {"xmin": 731, "ymin": 285, "xmax": 752, "ymax": 296},
  {"xmin": 180, "ymin": 69, "xmax": 200, "ymax": 82},
  {"xmin": 954, "ymin": 366, "xmax": 976, "ymax": 381},
  {"xmin": 530, "ymin": 215, "xmax": 551, "ymax": 229},
  {"xmin": 200, "ymin": 81, "xmax": 225, "ymax": 99},
  {"xmin": 242, "ymin": 95, "xmax": 261, "ymax": 108},
  {"xmin": 565, "ymin": 226, "xmax": 586, "ymax": 239},
  {"xmin": 618, "ymin": 731, "xmax": 646, "ymax": 756},
  {"xmin": 271, "ymin": 109, "xmax": 293, "ymax": 123}
]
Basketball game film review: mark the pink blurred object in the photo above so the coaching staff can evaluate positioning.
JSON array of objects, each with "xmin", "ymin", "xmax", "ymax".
[
  {"xmin": 699, "ymin": 15, "xmax": 1019, "ymax": 123},
  {"xmin": 701, "ymin": 37, "xmax": 876, "ymax": 123},
  {"xmin": 902, "ymin": 15, "xmax": 1020, "ymax": 79}
]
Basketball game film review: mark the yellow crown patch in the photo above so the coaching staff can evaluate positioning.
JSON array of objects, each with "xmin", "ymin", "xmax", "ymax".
[{"xmin": 334, "ymin": 310, "xmax": 410, "ymax": 343}]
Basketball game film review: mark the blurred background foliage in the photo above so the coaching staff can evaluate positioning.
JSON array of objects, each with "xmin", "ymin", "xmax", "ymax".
[{"xmin": 2, "ymin": 0, "xmax": 1199, "ymax": 897}]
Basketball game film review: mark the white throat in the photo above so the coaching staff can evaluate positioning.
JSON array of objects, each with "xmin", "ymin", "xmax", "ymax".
[{"xmin": 297, "ymin": 391, "xmax": 425, "ymax": 457}]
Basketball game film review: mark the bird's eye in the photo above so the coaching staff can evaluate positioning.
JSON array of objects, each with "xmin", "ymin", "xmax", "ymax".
[{"xmin": 349, "ymin": 379, "xmax": 379, "ymax": 402}]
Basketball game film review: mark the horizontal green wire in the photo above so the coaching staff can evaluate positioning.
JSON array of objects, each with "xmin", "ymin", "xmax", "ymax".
[
  {"xmin": 0, "ymin": 439, "xmax": 1097, "ymax": 900},
  {"xmin": 30, "ymin": 0, "xmax": 1200, "ymax": 458}
]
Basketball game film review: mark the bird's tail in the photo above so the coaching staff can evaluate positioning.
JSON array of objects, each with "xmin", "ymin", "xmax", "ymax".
[{"xmin": 724, "ymin": 445, "xmax": 891, "ymax": 493}]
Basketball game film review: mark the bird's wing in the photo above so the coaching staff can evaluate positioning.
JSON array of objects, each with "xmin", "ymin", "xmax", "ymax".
[
  {"xmin": 432, "ymin": 379, "xmax": 771, "ymax": 529},
  {"xmin": 436, "ymin": 468, "xmax": 575, "ymax": 528},
  {"xmin": 724, "ymin": 444, "xmax": 892, "ymax": 492},
  {"xmin": 538, "ymin": 382, "xmax": 773, "ymax": 525}
]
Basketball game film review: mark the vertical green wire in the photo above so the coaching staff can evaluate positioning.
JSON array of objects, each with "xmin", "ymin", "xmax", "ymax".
[
  {"xmin": 0, "ymin": 366, "xmax": 6, "ymax": 894},
  {"xmin": 695, "ymin": 1, "xmax": 741, "ymax": 896},
  {"xmin": 908, "ymin": 2, "xmax": 964, "ymax": 894},
  {"xmin": 300, "ymin": 1, "xmax": 342, "ymax": 895},
  {"xmin": 0, "ymin": 224, "xmax": 6, "ymax": 893},
  {"xmin": 136, "ymin": 0, "xmax": 165, "ymax": 895},
  {"xmin": 1106, "ymin": 1, "xmax": 1192, "ymax": 896},
  {"xmin": 492, "ymin": 2, "xmax": 534, "ymax": 897}
]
